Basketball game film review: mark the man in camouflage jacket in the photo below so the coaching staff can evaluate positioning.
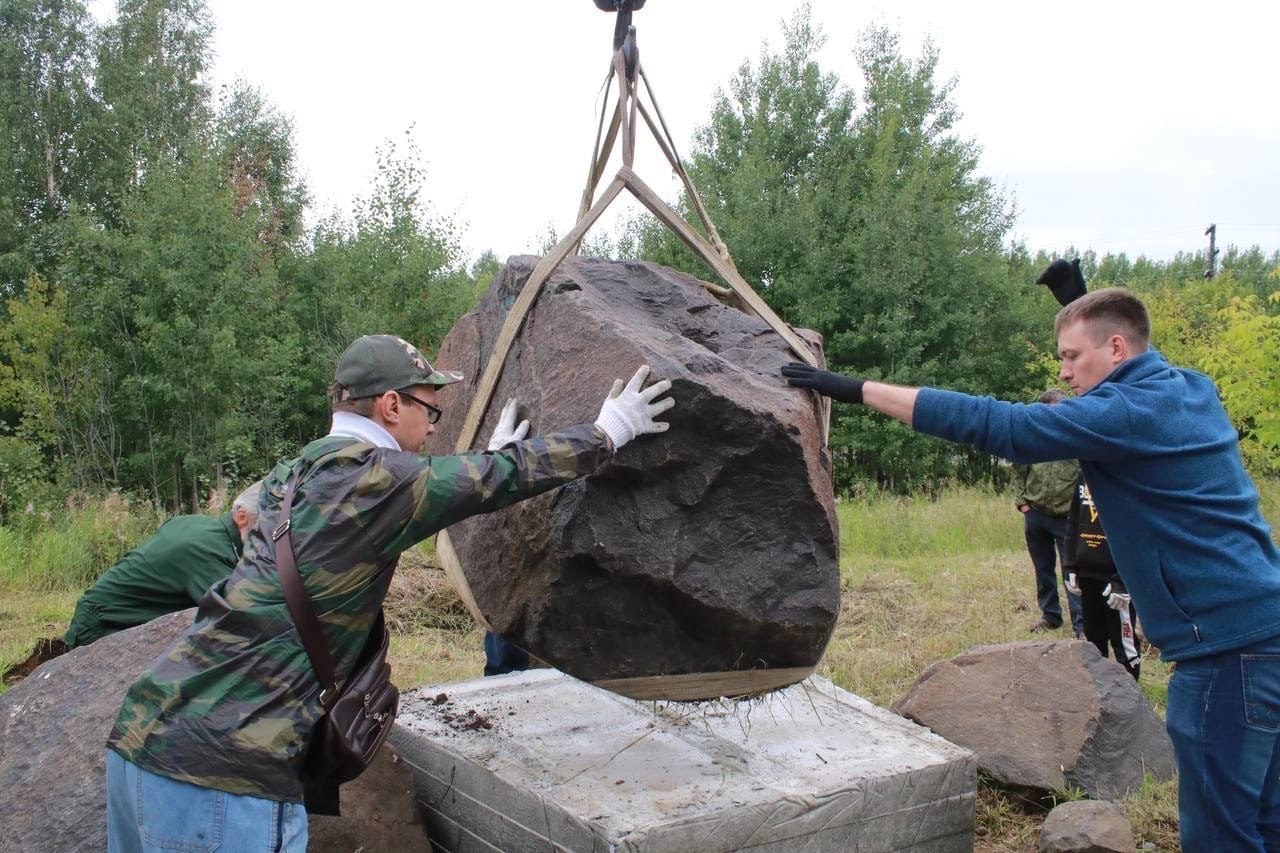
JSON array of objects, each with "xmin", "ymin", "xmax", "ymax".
[{"xmin": 105, "ymin": 334, "xmax": 675, "ymax": 852}]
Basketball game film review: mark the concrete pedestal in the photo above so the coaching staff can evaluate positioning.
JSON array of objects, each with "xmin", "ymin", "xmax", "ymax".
[{"xmin": 390, "ymin": 670, "xmax": 975, "ymax": 852}]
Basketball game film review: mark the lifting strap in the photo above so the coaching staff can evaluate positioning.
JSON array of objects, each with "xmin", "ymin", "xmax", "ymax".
[{"xmin": 438, "ymin": 18, "xmax": 824, "ymax": 700}]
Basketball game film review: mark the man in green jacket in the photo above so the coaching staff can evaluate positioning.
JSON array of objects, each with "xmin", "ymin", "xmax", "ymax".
[
  {"xmin": 63, "ymin": 481, "xmax": 263, "ymax": 648},
  {"xmin": 1012, "ymin": 389, "xmax": 1083, "ymax": 635}
]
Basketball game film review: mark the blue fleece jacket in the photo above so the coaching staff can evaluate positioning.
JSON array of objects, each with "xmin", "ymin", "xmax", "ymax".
[{"xmin": 913, "ymin": 349, "xmax": 1280, "ymax": 661}]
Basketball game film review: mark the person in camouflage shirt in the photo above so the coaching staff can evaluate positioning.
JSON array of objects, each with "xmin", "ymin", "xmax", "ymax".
[
  {"xmin": 1013, "ymin": 389, "xmax": 1084, "ymax": 636},
  {"xmin": 105, "ymin": 334, "xmax": 675, "ymax": 852}
]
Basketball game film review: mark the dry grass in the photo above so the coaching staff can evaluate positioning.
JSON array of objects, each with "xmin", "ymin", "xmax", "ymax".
[
  {"xmin": 1126, "ymin": 774, "xmax": 1183, "ymax": 851},
  {"xmin": 975, "ymin": 785, "xmax": 1046, "ymax": 853},
  {"xmin": 972, "ymin": 775, "xmax": 1180, "ymax": 851},
  {"xmin": 383, "ymin": 544, "xmax": 490, "ymax": 686},
  {"xmin": 820, "ymin": 550, "xmax": 1173, "ymax": 711},
  {"xmin": 816, "ymin": 485, "xmax": 1188, "ymax": 850},
  {"xmin": 383, "ymin": 546, "xmax": 474, "ymax": 633},
  {"xmin": 389, "ymin": 624, "xmax": 488, "ymax": 687}
]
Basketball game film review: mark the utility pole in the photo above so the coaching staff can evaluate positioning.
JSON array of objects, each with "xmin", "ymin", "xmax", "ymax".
[{"xmin": 1204, "ymin": 223, "xmax": 1219, "ymax": 279}]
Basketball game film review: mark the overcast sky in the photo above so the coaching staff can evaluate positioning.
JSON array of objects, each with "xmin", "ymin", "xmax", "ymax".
[{"xmin": 103, "ymin": 1, "xmax": 1280, "ymax": 264}]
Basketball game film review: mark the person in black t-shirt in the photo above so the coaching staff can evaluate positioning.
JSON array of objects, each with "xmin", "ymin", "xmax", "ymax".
[{"xmin": 1064, "ymin": 473, "xmax": 1142, "ymax": 679}]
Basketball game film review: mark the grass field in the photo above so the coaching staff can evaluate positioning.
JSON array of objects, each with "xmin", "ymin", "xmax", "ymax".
[{"xmin": 6, "ymin": 481, "xmax": 1277, "ymax": 850}]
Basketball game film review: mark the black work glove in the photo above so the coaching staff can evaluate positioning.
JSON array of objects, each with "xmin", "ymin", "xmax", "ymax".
[{"xmin": 781, "ymin": 363, "xmax": 865, "ymax": 404}]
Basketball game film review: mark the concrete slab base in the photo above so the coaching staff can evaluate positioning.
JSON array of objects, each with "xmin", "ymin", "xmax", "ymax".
[{"xmin": 390, "ymin": 670, "xmax": 975, "ymax": 852}]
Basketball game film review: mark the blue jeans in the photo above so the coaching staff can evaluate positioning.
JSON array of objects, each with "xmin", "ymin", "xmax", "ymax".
[
  {"xmin": 1166, "ymin": 636, "xmax": 1280, "ymax": 851},
  {"xmin": 106, "ymin": 751, "xmax": 308, "ymax": 852},
  {"xmin": 1023, "ymin": 508, "xmax": 1082, "ymax": 632}
]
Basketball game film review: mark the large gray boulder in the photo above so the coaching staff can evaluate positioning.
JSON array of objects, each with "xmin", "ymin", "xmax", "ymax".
[
  {"xmin": 0, "ymin": 611, "xmax": 194, "ymax": 853},
  {"xmin": 0, "ymin": 611, "xmax": 428, "ymax": 852},
  {"xmin": 891, "ymin": 639, "xmax": 1175, "ymax": 801},
  {"xmin": 427, "ymin": 255, "xmax": 839, "ymax": 689}
]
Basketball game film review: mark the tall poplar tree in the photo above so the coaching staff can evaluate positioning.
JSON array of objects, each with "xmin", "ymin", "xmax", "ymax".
[
  {"xmin": 0, "ymin": 0, "xmax": 97, "ymax": 283},
  {"xmin": 633, "ymin": 10, "xmax": 1043, "ymax": 489}
]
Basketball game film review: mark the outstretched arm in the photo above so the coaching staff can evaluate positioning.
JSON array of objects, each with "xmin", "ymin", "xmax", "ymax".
[
  {"xmin": 781, "ymin": 363, "xmax": 918, "ymax": 425},
  {"xmin": 862, "ymin": 381, "xmax": 920, "ymax": 426}
]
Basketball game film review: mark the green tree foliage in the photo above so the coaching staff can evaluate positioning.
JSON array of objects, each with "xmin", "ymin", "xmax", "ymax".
[
  {"xmin": 0, "ymin": 0, "xmax": 96, "ymax": 216},
  {"xmin": 53, "ymin": 151, "xmax": 298, "ymax": 506},
  {"xmin": 1206, "ymin": 288, "xmax": 1280, "ymax": 474},
  {"xmin": 1139, "ymin": 266, "xmax": 1280, "ymax": 476},
  {"xmin": 631, "ymin": 10, "xmax": 1045, "ymax": 490},
  {"xmin": 0, "ymin": 274, "xmax": 75, "ymax": 514},
  {"xmin": 214, "ymin": 81, "xmax": 307, "ymax": 252},
  {"xmin": 90, "ymin": 0, "xmax": 212, "ymax": 222},
  {"xmin": 0, "ymin": 1, "xmax": 483, "ymax": 511},
  {"xmin": 283, "ymin": 132, "xmax": 478, "ymax": 377},
  {"xmin": 2, "ymin": 0, "xmax": 1273, "ymax": 514},
  {"xmin": 272, "ymin": 131, "xmax": 491, "ymax": 482},
  {"xmin": 0, "ymin": 0, "xmax": 98, "ymax": 281}
]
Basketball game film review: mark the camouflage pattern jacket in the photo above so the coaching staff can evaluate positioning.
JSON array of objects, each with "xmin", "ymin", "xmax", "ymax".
[
  {"xmin": 1012, "ymin": 458, "xmax": 1080, "ymax": 517},
  {"xmin": 108, "ymin": 423, "xmax": 612, "ymax": 802}
]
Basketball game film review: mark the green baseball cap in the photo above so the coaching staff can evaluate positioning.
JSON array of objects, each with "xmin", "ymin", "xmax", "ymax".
[{"xmin": 333, "ymin": 335, "xmax": 463, "ymax": 401}]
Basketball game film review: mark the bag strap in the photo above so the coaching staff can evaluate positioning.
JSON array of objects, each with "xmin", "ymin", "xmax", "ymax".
[{"xmin": 273, "ymin": 470, "xmax": 340, "ymax": 707}]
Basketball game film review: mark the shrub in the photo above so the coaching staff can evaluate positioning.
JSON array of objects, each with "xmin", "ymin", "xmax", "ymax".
[{"xmin": 0, "ymin": 492, "xmax": 163, "ymax": 591}]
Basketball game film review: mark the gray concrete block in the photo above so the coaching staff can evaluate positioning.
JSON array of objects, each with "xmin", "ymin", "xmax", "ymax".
[{"xmin": 390, "ymin": 671, "xmax": 975, "ymax": 852}]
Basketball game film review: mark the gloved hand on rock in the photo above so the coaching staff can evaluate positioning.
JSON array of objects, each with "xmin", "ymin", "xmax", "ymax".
[
  {"xmin": 594, "ymin": 365, "xmax": 675, "ymax": 450},
  {"xmin": 781, "ymin": 363, "xmax": 865, "ymax": 404},
  {"xmin": 487, "ymin": 398, "xmax": 530, "ymax": 451}
]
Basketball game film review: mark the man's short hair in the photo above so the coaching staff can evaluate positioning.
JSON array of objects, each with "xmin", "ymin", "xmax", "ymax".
[
  {"xmin": 329, "ymin": 381, "xmax": 376, "ymax": 416},
  {"xmin": 1039, "ymin": 389, "xmax": 1068, "ymax": 405},
  {"xmin": 1054, "ymin": 287, "xmax": 1151, "ymax": 351},
  {"xmin": 232, "ymin": 480, "xmax": 263, "ymax": 517}
]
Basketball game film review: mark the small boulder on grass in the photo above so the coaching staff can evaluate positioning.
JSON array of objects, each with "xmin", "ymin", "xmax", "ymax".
[
  {"xmin": 1039, "ymin": 799, "xmax": 1135, "ymax": 853},
  {"xmin": 891, "ymin": 639, "xmax": 1174, "ymax": 801}
]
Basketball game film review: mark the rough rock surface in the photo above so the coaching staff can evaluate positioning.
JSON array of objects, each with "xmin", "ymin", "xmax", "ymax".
[
  {"xmin": 427, "ymin": 255, "xmax": 839, "ymax": 684},
  {"xmin": 891, "ymin": 639, "xmax": 1175, "ymax": 800},
  {"xmin": 1038, "ymin": 800, "xmax": 1137, "ymax": 853},
  {"xmin": 0, "ymin": 610, "xmax": 428, "ymax": 852}
]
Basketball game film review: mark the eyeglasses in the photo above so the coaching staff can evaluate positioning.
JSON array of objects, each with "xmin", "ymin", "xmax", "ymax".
[{"xmin": 396, "ymin": 389, "xmax": 444, "ymax": 424}]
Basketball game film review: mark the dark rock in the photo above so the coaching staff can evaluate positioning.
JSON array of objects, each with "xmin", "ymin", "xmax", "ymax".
[
  {"xmin": 1038, "ymin": 800, "xmax": 1136, "ymax": 853},
  {"xmin": 0, "ymin": 610, "xmax": 428, "ymax": 852},
  {"xmin": 891, "ymin": 639, "xmax": 1175, "ymax": 800},
  {"xmin": 428, "ymin": 255, "xmax": 839, "ymax": 687}
]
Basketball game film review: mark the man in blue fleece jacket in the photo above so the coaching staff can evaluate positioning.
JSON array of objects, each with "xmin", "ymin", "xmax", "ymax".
[{"xmin": 783, "ymin": 287, "xmax": 1280, "ymax": 852}]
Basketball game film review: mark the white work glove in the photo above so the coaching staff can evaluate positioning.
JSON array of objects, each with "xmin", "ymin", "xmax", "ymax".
[
  {"xmin": 487, "ymin": 398, "xmax": 530, "ymax": 451},
  {"xmin": 1065, "ymin": 573, "xmax": 1081, "ymax": 596},
  {"xmin": 594, "ymin": 365, "xmax": 675, "ymax": 450},
  {"xmin": 1102, "ymin": 583, "xmax": 1131, "ymax": 612}
]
